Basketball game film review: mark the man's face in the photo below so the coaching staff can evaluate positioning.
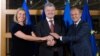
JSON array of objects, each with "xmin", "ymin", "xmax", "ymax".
[
  {"xmin": 44, "ymin": 6, "xmax": 55, "ymax": 19},
  {"xmin": 71, "ymin": 8, "xmax": 81, "ymax": 23}
]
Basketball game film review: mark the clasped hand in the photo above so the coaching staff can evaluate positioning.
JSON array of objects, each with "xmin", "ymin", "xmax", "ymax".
[
  {"xmin": 42, "ymin": 33, "xmax": 60, "ymax": 46},
  {"xmin": 46, "ymin": 35, "xmax": 56, "ymax": 46}
]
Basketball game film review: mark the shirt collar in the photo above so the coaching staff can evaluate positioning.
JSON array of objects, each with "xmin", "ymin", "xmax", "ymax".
[
  {"xmin": 46, "ymin": 17, "xmax": 54, "ymax": 22},
  {"xmin": 74, "ymin": 18, "xmax": 81, "ymax": 25}
]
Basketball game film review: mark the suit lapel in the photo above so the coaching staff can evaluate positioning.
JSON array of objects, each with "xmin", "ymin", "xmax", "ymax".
[
  {"xmin": 76, "ymin": 20, "xmax": 83, "ymax": 31},
  {"xmin": 54, "ymin": 18, "xmax": 60, "ymax": 33},
  {"xmin": 42, "ymin": 20, "xmax": 51, "ymax": 33}
]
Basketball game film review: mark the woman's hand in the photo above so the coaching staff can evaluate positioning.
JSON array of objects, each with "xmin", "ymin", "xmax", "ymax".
[{"xmin": 31, "ymin": 32, "xmax": 36, "ymax": 37}]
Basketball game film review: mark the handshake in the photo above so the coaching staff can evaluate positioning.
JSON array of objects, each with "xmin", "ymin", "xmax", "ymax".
[{"xmin": 41, "ymin": 33, "xmax": 61, "ymax": 46}]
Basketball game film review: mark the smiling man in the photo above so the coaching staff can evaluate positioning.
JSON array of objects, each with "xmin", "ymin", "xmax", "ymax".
[
  {"xmin": 50, "ymin": 7, "xmax": 92, "ymax": 56},
  {"xmin": 35, "ymin": 2, "xmax": 66, "ymax": 56}
]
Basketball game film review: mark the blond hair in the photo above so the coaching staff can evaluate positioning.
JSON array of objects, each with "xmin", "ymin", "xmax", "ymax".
[{"xmin": 13, "ymin": 8, "xmax": 26, "ymax": 24}]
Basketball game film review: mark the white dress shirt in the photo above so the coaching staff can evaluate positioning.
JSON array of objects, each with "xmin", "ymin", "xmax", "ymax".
[
  {"xmin": 74, "ymin": 19, "xmax": 81, "ymax": 26},
  {"xmin": 46, "ymin": 17, "xmax": 54, "ymax": 28}
]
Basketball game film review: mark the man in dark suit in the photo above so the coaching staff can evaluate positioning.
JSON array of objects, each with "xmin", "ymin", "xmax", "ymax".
[
  {"xmin": 50, "ymin": 7, "xmax": 92, "ymax": 56},
  {"xmin": 35, "ymin": 2, "xmax": 66, "ymax": 56}
]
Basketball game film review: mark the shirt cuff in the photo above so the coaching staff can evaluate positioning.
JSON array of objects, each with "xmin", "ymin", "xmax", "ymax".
[{"xmin": 59, "ymin": 36, "xmax": 62, "ymax": 41}]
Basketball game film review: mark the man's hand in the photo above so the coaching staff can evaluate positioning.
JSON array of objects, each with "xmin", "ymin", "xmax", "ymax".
[
  {"xmin": 40, "ymin": 35, "xmax": 54, "ymax": 41},
  {"xmin": 50, "ymin": 33, "xmax": 60, "ymax": 39},
  {"xmin": 46, "ymin": 35, "xmax": 54, "ymax": 41},
  {"xmin": 45, "ymin": 35, "xmax": 56, "ymax": 46},
  {"xmin": 47, "ymin": 40, "xmax": 56, "ymax": 46},
  {"xmin": 41, "ymin": 35, "xmax": 56, "ymax": 46}
]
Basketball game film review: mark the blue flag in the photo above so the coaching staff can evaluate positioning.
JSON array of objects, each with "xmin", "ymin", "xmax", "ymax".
[
  {"xmin": 41, "ymin": 0, "xmax": 49, "ymax": 21},
  {"xmin": 41, "ymin": 9, "xmax": 46, "ymax": 21},
  {"xmin": 22, "ymin": 0, "xmax": 32, "ymax": 25},
  {"xmin": 63, "ymin": 1, "xmax": 73, "ymax": 28},
  {"xmin": 81, "ymin": 2, "xmax": 97, "ymax": 56}
]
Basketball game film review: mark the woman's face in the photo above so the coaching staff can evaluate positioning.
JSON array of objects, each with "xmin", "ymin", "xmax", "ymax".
[{"xmin": 17, "ymin": 10, "xmax": 26, "ymax": 23}]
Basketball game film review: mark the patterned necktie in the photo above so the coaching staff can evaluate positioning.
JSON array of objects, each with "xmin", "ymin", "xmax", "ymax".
[{"xmin": 49, "ymin": 20, "xmax": 54, "ymax": 32}]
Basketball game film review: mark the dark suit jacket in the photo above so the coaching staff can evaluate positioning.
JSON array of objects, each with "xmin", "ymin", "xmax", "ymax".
[
  {"xmin": 62, "ymin": 20, "xmax": 92, "ymax": 56},
  {"xmin": 35, "ymin": 18, "xmax": 66, "ymax": 56}
]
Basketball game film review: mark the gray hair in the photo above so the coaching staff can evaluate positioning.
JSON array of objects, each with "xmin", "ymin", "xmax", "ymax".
[
  {"xmin": 13, "ymin": 8, "xmax": 26, "ymax": 24},
  {"xmin": 44, "ymin": 2, "xmax": 55, "ymax": 9},
  {"xmin": 71, "ymin": 6, "xmax": 82, "ymax": 13}
]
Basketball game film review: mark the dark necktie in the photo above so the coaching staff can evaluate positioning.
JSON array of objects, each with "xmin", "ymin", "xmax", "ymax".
[
  {"xmin": 49, "ymin": 20, "xmax": 54, "ymax": 32},
  {"xmin": 74, "ymin": 24, "xmax": 77, "ymax": 27}
]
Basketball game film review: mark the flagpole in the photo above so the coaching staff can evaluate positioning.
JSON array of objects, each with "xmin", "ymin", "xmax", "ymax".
[
  {"xmin": 87, "ymin": 0, "xmax": 88, "ymax": 3},
  {"xmin": 25, "ymin": 0, "xmax": 27, "ymax": 3},
  {"xmin": 67, "ymin": 0, "xmax": 70, "ymax": 3}
]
